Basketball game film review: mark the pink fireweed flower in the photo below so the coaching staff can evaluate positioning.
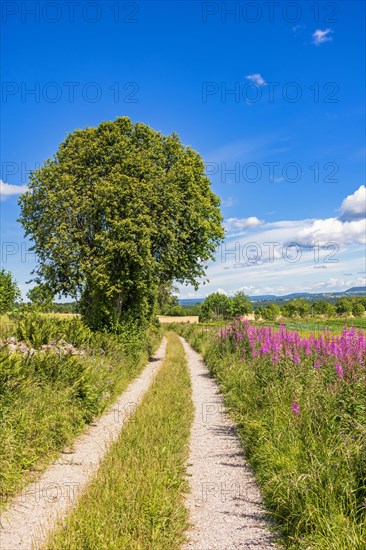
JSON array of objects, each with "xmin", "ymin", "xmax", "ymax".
[
  {"xmin": 314, "ymin": 360, "xmax": 320, "ymax": 370},
  {"xmin": 336, "ymin": 363, "xmax": 344, "ymax": 380},
  {"xmin": 291, "ymin": 401, "xmax": 300, "ymax": 416}
]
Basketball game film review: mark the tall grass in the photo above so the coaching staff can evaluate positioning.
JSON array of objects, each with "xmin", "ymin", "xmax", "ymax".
[
  {"xmin": 176, "ymin": 322, "xmax": 366, "ymax": 548},
  {"xmin": 45, "ymin": 332, "xmax": 193, "ymax": 549},
  {"xmin": 0, "ymin": 313, "xmax": 161, "ymax": 505}
]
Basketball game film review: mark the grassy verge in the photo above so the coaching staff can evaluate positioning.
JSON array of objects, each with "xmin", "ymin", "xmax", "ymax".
[
  {"xmin": 0, "ymin": 313, "xmax": 161, "ymax": 506},
  {"xmin": 44, "ymin": 331, "xmax": 193, "ymax": 550},
  {"xmin": 175, "ymin": 323, "xmax": 366, "ymax": 549}
]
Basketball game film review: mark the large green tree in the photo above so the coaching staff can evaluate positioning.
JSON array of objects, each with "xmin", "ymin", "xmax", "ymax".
[{"xmin": 19, "ymin": 117, "xmax": 223, "ymax": 329}]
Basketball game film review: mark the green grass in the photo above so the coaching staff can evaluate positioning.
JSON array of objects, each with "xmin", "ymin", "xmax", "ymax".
[
  {"xmin": 257, "ymin": 317, "xmax": 366, "ymax": 335},
  {"xmin": 0, "ymin": 313, "xmax": 161, "ymax": 506},
  {"xmin": 175, "ymin": 323, "xmax": 366, "ymax": 549},
  {"xmin": 44, "ymin": 332, "xmax": 193, "ymax": 550}
]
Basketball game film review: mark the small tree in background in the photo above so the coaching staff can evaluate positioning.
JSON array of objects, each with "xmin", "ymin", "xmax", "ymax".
[
  {"xmin": 200, "ymin": 292, "xmax": 231, "ymax": 321},
  {"xmin": 336, "ymin": 299, "xmax": 353, "ymax": 316},
  {"xmin": 352, "ymin": 302, "xmax": 365, "ymax": 317},
  {"xmin": 27, "ymin": 284, "xmax": 54, "ymax": 312},
  {"xmin": 0, "ymin": 270, "xmax": 21, "ymax": 313},
  {"xmin": 230, "ymin": 291, "xmax": 253, "ymax": 317},
  {"xmin": 261, "ymin": 303, "xmax": 281, "ymax": 320}
]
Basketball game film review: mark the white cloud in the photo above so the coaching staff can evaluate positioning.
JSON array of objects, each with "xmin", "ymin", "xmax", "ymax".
[
  {"xmin": 245, "ymin": 73, "xmax": 267, "ymax": 86},
  {"xmin": 312, "ymin": 28, "xmax": 333, "ymax": 46},
  {"xmin": 0, "ymin": 180, "xmax": 28, "ymax": 201},
  {"xmin": 340, "ymin": 185, "xmax": 366, "ymax": 220},
  {"xmin": 295, "ymin": 217, "xmax": 366, "ymax": 247},
  {"xmin": 178, "ymin": 185, "xmax": 366, "ymax": 298},
  {"xmin": 225, "ymin": 216, "xmax": 264, "ymax": 231}
]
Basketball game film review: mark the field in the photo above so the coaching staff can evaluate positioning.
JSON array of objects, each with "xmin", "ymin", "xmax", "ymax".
[
  {"xmin": 175, "ymin": 319, "xmax": 366, "ymax": 548},
  {"xmin": 158, "ymin": 315, "xmax": 199, "ymax": 324}
]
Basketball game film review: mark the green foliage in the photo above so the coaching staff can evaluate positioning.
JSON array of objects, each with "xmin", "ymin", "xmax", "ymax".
[
  {"xmin": 0, "ymin": 270, "xmax": 20, "ymax": 314},
  {"xmin": 230, "ymin": 291, "xmax": 253, "ymax": 316},
  {"xmin": 352, "ymin": 302, "xmax": 365, "ymax": 316},
  {"xmin": 336, "ymin": 298, "xmax": 353, "ymax": 315},
  {"xmin": 0, "ymin": 313, "xmax": 161, "ymax": 503},
  {"xmin": 312, "ymin": 300, "xmax": 336, "ymax": 316},
  {"xmin": 200, "ymin": 291, "xmax": 252, "ymax": 321},
  {"xmin": 260, "ymin": 303, "xmax": 281, "ymax": 320},
  {"xmin": 27, "ymin": 284, "xmax": 54, "ymax": 312},
  {"xmin": 162, "ymin": 304, "xmax": 187, "ymax": 316},
  {"xmin": 254, "ymin": 297, "xmax": 365, "ymax": 320},
  {"xmin": 281, "ymin": 298, "xmax": 310, "ymax": 318},
  {"xmin": 19, "ymin": 117, "xmax": 224, "ymax": 330},
  {"xmin": 200, "ymin": 292, "xmax": 231, "ymax": 321}
]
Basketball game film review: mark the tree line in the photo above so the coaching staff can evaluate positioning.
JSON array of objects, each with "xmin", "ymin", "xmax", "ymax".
[
  {"xmin": 1, "ymin": 270, "xmax": 365, "ymax": 321},
  {"xmin": 161, "ymin": 292, "xmax": 366, "ymax": 321}
]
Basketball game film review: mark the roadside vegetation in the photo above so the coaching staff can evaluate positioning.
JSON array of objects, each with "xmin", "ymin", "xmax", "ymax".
[
  {"xmin": 44, "ymin": 332, "xmax": 193, "ymax": 550},
  {"xmin": 175, "ymin": 321, "xmax": 366, "ymax": 548},
  {"xmin": 0, "ymin": 312, "xmax": 161, "ymax": 506}
]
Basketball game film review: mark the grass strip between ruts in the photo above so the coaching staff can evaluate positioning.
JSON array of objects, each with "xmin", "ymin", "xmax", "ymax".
[{"xmin": 44, "ymin": 331, "xmax": 193, "ymax": 550}]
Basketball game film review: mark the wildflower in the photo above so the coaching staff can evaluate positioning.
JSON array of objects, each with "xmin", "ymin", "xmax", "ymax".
[
  {"xmin": 314, "ymin": 360, "xmax": 320, "ymax": 370},
  {"xmin": 336, "ymin": 363, "xmax": 344, "ymax": 380},
  {"xmin": 291, "ymin": 401, "xmax": 300, "ymax": 416}
]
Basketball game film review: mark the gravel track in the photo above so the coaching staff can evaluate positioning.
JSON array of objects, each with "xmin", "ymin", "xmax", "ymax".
[
  {"xmin": 0, "ymin": 338, "xmax": 167, "ymax": 550},
  {"xmin": 181, "ymin": 337, "xmax": 277, "ymax": 550}
]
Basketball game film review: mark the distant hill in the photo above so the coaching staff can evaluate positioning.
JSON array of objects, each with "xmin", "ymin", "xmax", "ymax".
[
  {"xmin": 346, "ymin": 286, "xmax": 366, "ymax": 294},
  {"xmin": 179, "ymin": 287, "xmax": 366, "ymax": 306}
]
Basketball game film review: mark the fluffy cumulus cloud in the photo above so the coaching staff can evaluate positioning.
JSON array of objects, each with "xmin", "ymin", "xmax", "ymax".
[
  {"xmin": 295, "ymin": 217, "xmax": 366, "ymax": 247},
  {"xmin": 295, "ymin": 186, "xmax": 366, "ymax": 246},
  {"xmin": 340, "ymin": 185, "xmax": 366, "ymax": 220},
  {"xmin": 0, "ymin": 180, "xmax": 28, "ymax": 201},
  {"xmin": 225, "ymin": 216, "xmax": 263, "ymax": 231},
  {"xmin": 245, "ymin": 73, "xmax": 266, "ymax": 86},
  {"xmin": 312, "ymin": 28, "xmax": 333, "ymax": 46}
]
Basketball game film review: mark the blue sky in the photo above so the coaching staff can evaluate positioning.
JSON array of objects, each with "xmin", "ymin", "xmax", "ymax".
[{"xmin": 1, "ymin": 0, "xmax": 365, "ymax": 299}]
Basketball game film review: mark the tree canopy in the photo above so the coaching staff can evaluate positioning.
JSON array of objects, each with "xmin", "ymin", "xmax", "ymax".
[
  {"xmin": 200, "ymin": 291, "xmax": 253, "ymax": 321},
  {"xmin": 0, "ymin": 269, "xmax": 21, "ymax": 313},
  {"xmin": 19, "ymin": 117, "xmax": 224, "ymax": 329},
  {"xmin": 27, "ymin": 284, "xmax": 54, "ymax": 312}
]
